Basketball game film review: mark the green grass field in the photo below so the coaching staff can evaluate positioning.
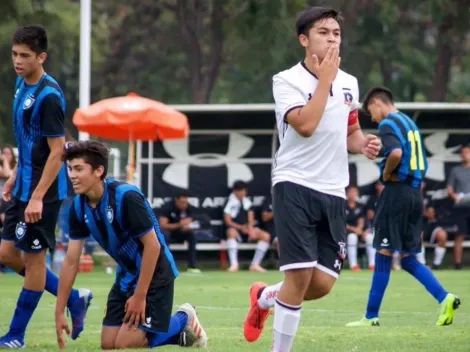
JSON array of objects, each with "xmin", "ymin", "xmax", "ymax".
[{"xmin": 1, "ymin": 269, "xmax": 469, "ymax": 351}]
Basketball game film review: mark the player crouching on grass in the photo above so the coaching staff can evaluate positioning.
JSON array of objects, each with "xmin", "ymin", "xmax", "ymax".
[{"xmin": 55, "ymin": 140, "xmax": 208, "ymax": 350}]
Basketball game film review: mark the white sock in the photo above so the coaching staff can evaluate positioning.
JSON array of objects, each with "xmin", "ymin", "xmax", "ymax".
[
  {"xmin": 434, "ymin": 246, "xmax": 446, "ymax": 266},
  {"xmin": 258, "ymin": 281, "xmax": 283, "ymax": 309},
  {"xmin": 365, "ymin": 233, "xmax": 376, "ymax": 267},
  {"xmin": 251, "ymin": 241, "xmax": 269, "ymax": 266},
  {"xmin": 347, "ymin": 233, "xmax": 358, "ymax": 268},
  {"xmin": 272, "ymin": 299, "xmax": 301, "ymax": 352},
  {"xmin": 393, "ymin": 251, "xmax": 401, "ymax": 269},
  {"xmin": 416, "ymin": 245, "xmax": 426, "ymax": 264},
  {"xmin": 226, "ymin": 239, "xmax": 238, "ymax": 266}
]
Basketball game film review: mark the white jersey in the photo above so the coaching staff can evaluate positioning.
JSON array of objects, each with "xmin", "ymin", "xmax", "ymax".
[{"xmin": 271, "ymin": 61, "xmax": 360, "ymax": 199}]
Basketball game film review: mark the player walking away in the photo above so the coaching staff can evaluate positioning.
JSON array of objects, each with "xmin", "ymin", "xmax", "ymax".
[
  {"xmin": 346, "ymin": 87, "xmax": 460, "ymax": 328},
  {"xmin": 243, "ymin": 7, "xmax": 381, "ymax": 351},
  {"xmin": 0, "ymin": 26, "xmax": 92, "ymax": 349},
  {"xmin": 55, "ymin": 141, "xmax": 207, "ymax": 350}
]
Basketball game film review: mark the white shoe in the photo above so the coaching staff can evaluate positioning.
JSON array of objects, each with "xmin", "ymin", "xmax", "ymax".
[{"xmin": 177, "ymin": 303, "xmax": 208, "ymax": 348}]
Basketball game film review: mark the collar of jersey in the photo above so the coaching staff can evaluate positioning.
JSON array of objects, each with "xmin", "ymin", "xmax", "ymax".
[
  {"xmin": 300, "ymin": 60, "xmax": 318, "ymax": 79},
  {"xmin": 85, "ymin": 179, "xmax": 108, "ymax": 210}
]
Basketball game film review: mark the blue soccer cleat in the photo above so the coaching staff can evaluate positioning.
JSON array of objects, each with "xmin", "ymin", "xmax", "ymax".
[
  {"xmin": 0, "ymin": 334, "xmax": 25, "ymax": 349},
  {"xmin": 68, "ymin": 288, "xmax": 93, "ymax": 340}
]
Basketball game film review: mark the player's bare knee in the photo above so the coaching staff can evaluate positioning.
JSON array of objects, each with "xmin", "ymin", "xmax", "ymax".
[
  {"xmin": 0, "ymin": 241, "xmax": 19, "ymax": 266},
  {"xmin": 260, "ymin": 230, "xmax": 271, "ymax": 242},
  {"xmin": 226, "ymin": 228, "xmax": 238, "ymax": 239},
  {"xmin": 435, "ymin": 229, "xmax": 447, "ymax": 246},
  {"xmin": 23, "ymin": 250, "xmax": 46, "ymax": 270},
  {"xmin": 283, "ymin": 269, "xmax": 312, "ymax": 296},
  {"xmin": 114, "ymin": 332, "xmax": 147, "ymax": 349},
  {"xmin": 101, "ymin": 342, "xmax": 115, "ymax": 350},
  {"xmin": 304, "ymin": 269, "xmax": 336, "ymax": 300}
]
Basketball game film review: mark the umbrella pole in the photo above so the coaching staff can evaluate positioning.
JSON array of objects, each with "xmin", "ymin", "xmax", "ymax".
[{"xmin": 127, "ymin": 139, "xmax": 135, "ymax": 183}]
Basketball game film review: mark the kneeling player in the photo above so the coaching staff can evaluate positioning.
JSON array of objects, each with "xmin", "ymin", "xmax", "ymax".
[{"xmin": 55, "ymin": 141, "xmax": 208, "ymax": 350}]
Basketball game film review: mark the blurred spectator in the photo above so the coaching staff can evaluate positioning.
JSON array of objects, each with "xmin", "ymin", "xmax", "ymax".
[
  {"xmin": 224, "ymin": 180, "xmax": 271, "ymax": 272},
  {"xmin": 345, "ymin": 185, "xmax": 373, "ymax": 271},
  {"xmin": 447, "ymin": 145, "xmax": 470, "ymax": 269},
  {"xmin": 0, "ymin": 145, "xmax": 17, "ymax": 195},
  {"xmin": 158, "ymin": 192, "xmax": 201, "ymax": 274},
  {"xmin": 422, "ymin": 192, "xmax": 448, "ymax": 270},
  {"xmin": 260, "ymin": 195, "xmax": 279, "ymax": 256}
]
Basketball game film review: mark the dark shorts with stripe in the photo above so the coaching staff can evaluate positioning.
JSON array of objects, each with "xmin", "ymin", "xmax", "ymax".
[
  {"xmin": 273, "ymin": 181, "xmax": 347, "ymax": 278},
  {"xmin": 0, "ymin": 197, "xmax": 62, "ymax": 252},
  {"xmin": 103, "ymin": 277, "xmax": 174, "ymax": 334},
  {"xmin": 373, "ymin": 183, "xmax": 423, "ymax": 253}
]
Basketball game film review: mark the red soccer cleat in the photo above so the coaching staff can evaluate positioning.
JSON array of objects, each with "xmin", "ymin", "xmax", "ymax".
[{"xmin": 243, "ymin": 282, "xmax": 270, "ymax": 342}]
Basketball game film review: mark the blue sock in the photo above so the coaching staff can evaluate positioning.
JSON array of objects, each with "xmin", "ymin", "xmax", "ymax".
[
  {"xmin": 401, "ymin": 255, "xmax": 448, "ymax": 303},
  {"xmin": 365, "ymin": 253, "xmax": 392, "ymax": 319},
  {"xmin": 18, "ymin": 268, "xmax": 79, "ymax": 307},
  {"xmin": 8, "ymin": 288, "xmax": 44, "ymax": 339},
  {"xmin": 148, "ymin": 312, "xmax": 188, "ymax": 347}
]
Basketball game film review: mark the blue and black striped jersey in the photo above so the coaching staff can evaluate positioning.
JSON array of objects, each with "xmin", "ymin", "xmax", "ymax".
[
  {"xmin": 378, "ymin": 112, "xmax": 428, "ymax": 188},
  {"xmin": 69, "ymin": 179, "xmax": 178, "ymax": 292},
  {"xmin": 12, "ymin": 74, "xmax": 69, "ymax": 203}
]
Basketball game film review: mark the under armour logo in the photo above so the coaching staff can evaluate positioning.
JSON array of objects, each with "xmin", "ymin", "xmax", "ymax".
[
  {"xmin": 334, "ymin": 260, "xmax": 342, "ymax": 270},
  {"xmin": 161, "ymin": 133, "xmax": 254, "ymax": 189}
]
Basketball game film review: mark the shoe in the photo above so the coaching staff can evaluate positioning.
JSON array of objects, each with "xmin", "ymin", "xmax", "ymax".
[
  {"xmin": 176, "ymin": 304, "xmax": 208, "ymax": 348},
  {"xmin": 436, "ymin": 293, "xmax": 461, "ymax": 326},
  {"xmin": 351, "ymin": 265, "xmax": 361, "ymax": 272},
  {"xmin": 249, "ymin": 264, "xmax": 267, "ymax": 273},
  {"xmin": 0, "ymin": 334, "xmax": 25, "ymax": 349},
  {"xmin": 68, "ymin": 288, "xmax": 93, "ymax": 340},
  {"xmin": 243, "ymin": 282, "xmax": 270, "ymax": 342},
  {"xmin": 345, "ymin": 317, "xmax": 380, "ymax": 327},
  {"xmin": 186, "ymin": 268, "xmax": 202, "ymax": 274}
]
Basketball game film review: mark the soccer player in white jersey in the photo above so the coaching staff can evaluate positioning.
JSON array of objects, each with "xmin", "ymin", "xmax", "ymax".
[{"xmin": 243, "ymin": 7, "xmax": 381, "ymax": 351}]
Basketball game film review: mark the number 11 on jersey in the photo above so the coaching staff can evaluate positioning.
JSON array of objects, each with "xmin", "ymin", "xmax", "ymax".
[{"xmin": 407, "ymin": 130, "xmax": 425, "ymax": 171}]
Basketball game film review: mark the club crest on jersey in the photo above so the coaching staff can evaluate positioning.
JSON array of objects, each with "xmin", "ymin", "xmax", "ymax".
[
  {"xmin": 106, "ymin": 206, "xmax": 114, "ymax": 223},
  {"xmin": 23, "ymin": 95, "xmax": 35, "ymax": 110},
  {"xmin": 343, "ymin": 92, "xmax": 353, "ymax": 106},
  {"xmin": 15, "ymin": 222, "xmax": 27, "ymax": 240}
]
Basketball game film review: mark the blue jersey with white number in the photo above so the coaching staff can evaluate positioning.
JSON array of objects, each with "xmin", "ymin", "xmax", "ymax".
[{"xmin": 378, "ymin": 112, "xmax": 428, "ymax": 188}]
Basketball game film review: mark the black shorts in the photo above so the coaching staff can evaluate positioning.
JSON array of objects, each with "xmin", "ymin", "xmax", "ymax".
[
  {"xmin": 373, "ymin": 183, "xmax": 422, "ymax": 254},
  {"xmin": 103, "ymin": 278, "xmax": 174, "ymax": 334},
  {"xmin": 273, "ymin": 181, "xmax": 347, "ymax": 278},
  {"xmin": 451, "ymin": 207, "xmax": 470, "ymax": 236},
  {"xmin": 0, "ymin": 198, "xmax": 62, "ymax": 253},
  {"xmin": 423, "ymin": 222, "xmax": 443, "ymax": 243}
]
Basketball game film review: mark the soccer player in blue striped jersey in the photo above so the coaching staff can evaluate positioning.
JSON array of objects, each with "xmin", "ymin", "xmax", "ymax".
[
  {"xmin": 0, "ymin": 26, "xmax": 92, "ymax": 349},
  {"xmin": 346, "ymin": 87, "xmax": 460, "ymax": 327},
  {"xmin": 55, "ymin": 140, "xmax": 208, "ymax": 350}
]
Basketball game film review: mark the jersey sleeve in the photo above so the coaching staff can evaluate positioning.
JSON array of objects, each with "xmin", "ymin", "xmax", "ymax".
[
  {"xmin": 272, "ymin": 75, "xmax": 306, "ymax": 122},
  {"xmin": 40, "ymin": 94, "xmax": 65, "ymax": 137},
  {"xmin": 122, "ymin": 191, "xmax": 155, "ymax": 238},
  {"xmin": 447, "ymin": 167, "xmax": 457, "ymax": 189},
  {"xmin": 378, "ymin": 123, "xmax": 402, "ymax": 155},
  {"xmin": 224, "ymin": 194, "xmax": 239, "ymax": 218},
  {"xmin": 68, "ymin": 203, "xmax": 90, "ymax": 240}
]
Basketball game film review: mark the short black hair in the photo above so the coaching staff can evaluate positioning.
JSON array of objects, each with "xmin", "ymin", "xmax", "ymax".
[
  {"xmin": 296, "ymin": 7, "xmax": 343, "ymax": 36},
  {"xmin": 62, "ymin": 140, "xmax": 110, "ymax": 180},
  {"xmin": 232, "ymin": 180, "xmax": 248, "ymax": 191},
  {"xmin": 12, "ymin": 25, "xmax": 48, "ymax": 54},
  {"xmin": 361, "ymin": 86, "xmax": 394, "ymax": 115}
]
